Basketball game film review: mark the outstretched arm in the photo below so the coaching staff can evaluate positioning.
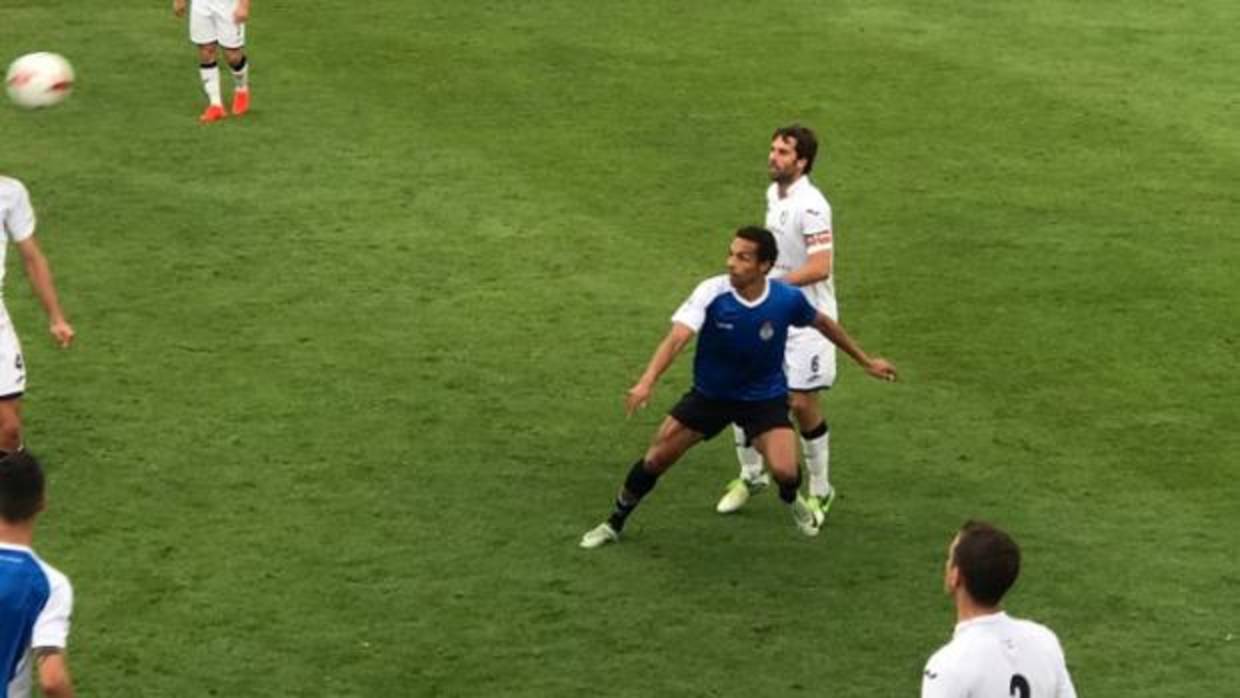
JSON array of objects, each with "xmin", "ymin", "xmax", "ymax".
[
  {"xmin": 625, "ymin": 323, "xmax": 696, "ymax": 416},
  {"xmin": 16, "ymin": 236, "xmax": 74, "ymax": 348},
  {"xmin": 811, "ymin": 312, "xmax": 896, "ymax": 381}
]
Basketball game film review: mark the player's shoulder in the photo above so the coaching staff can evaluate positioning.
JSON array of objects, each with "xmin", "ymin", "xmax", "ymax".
[
  {"xmin": 688, "ymin": 275, "xmax": 734, "ymax": 302},
  {"xmin": 1009, "ymin": 615, "xmax": 1065, "ymax": 652},
  {"xmin": 36, "ymin": 557, "xmax": 72, "ymax": 591},
  {"xmin": 768, "ymin": 278, "xmax": 800, "ymax": 298},
  {"xmin": 0, "ymin": 175, "xmax": 29, "ymax": 197},
  {"xmin": 796, "ymin": 178, "xmax": 831, "ymax": 208}
]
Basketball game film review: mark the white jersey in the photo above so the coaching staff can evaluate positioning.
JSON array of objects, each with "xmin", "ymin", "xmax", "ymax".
[
  {"xmin": 922, "ymin": 612, "xmax": 1077, "ymax": 698},
  {"xmin": 2, "ymin": 544, "xmax": 73, "ymax": 698},
  {"xmin": 0, "ymin": 177, "xmax": 37, "ymax": 302},
  {"xmin": 765, "ymin": 175, "xmax": 835, "ymax": 319}
]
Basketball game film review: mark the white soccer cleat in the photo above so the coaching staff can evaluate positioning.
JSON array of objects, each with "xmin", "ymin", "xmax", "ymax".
[
  {"xmin": 579, "ymin": 522, "xmax": 620, "ymax": 549},
  {"xmin": 715, "ymin": 473, "xmax": 770, "ymax": 514},
  {"xmin": 792, "ymin": 493, "xmax": 821, "ymax": 537}
]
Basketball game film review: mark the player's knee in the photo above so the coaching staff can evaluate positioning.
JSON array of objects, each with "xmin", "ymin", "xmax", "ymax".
[
  {"xmin": 198, "ymin": 43, "xmax": 218, "ymax": 63},
  {"xmin": 789, "ymin": 394, "xmax": 821, "ymax": 425},
  {"xmin": 225, "ymin": 48, "xmax": 245, "ymax": 68},
  {"xmin": 0, "ymin": 422, "xmax": 21, "ymax": 452}
]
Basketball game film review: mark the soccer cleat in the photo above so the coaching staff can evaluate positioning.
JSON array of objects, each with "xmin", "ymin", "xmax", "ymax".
[
  {"xmin": 199, "ymin": 104, "xmax": 227, "ymax": 123},
  {"xmin": 715, "ymin": 473, "xmax": 770, "ymax": 514},
  {"xmin": 579, "ymin": 522, "xmax": 620, "ymax": 549},
  {"xmin": 806, "ymin": 487, "xmax": 837, "ymax": 528},
  {"xmin": 231, "ymin": 88, "xmax": 250, "ymax": 116},
  {"xmin": 792, "ymin": 493, "xmax": 821, "ymax": 537}
]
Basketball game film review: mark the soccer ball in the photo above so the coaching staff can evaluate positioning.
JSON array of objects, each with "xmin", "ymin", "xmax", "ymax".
[{"xmin": 5, "ymin": 52, "xmax": 75, "ymax": 109}]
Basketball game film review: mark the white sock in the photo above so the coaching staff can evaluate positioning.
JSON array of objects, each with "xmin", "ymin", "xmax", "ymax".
[
  {"xmin": 802, "ymin": 428, "xmax": 831, "ymax": 497},
  {"xmin": 229, "ymin": 56, "xmax": 249, "ymax": 91},
  {"xmin": 733, "ymin": 425, "xmax": 765, "ymax": 482},
  {"xmin": 199, "ymin": 63, "xmax": 222, "ymax": 106}
]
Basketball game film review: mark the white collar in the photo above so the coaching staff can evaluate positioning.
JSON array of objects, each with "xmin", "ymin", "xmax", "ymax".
[
  {"xmin": 953, "ymin": 611, "xmax": 1009, "ymax": 637},
  {"xmin": 729, "ymin": 278, "xmax": 770, "ymax": 308}
]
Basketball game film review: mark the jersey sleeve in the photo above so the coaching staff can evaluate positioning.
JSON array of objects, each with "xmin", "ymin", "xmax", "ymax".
[
  {"xmin": 920, "ymin": 649, "xmax": 964, "ymax": 698},
  {"xmin": 31, "ymin": 569, "xmax": 72, "ymax": 649},
  {"xmin": 2, "ymin": 180, "xmax": 37, "ymax": 242},
  {"xmin": 670, "ymin": 277, "xmax": 725, "ymax": 332},
  {"xmin": 800, "ymin": 195, "xmax": 833, "ymax": 253},
  {"xmin": 1050, "ymin": 631, "xmax": 1078, "ymax": 698}
]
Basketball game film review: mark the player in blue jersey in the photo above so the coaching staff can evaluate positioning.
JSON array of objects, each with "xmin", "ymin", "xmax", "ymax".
[
  {"xmin": 580, "ymin": 226, "xmax": 896, "ymax": 548},
  {"xmin": 0, "ymin": 451, "xmax": 75, "ymax": 698}
]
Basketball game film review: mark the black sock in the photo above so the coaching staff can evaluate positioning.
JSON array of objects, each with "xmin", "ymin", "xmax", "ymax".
[
  {"xmin": 229, "ymin": 55, "xmax": 247, "ymax": 72},
  {"xmin": 200, "ymin": 61, "xmax": 218, "ymax": 69},
  {"xmin": 607, "ymin": 459, "xmax": 659, "ymax": 532},
  {"xmin": 801, "ymin": 420, "xmax": 828, "ymax": 440},
  {"xmin": 776, "ymin": 468, "xmax": 802, "ymax": 503}
]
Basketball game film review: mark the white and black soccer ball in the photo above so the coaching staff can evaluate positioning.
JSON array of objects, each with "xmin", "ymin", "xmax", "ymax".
[{"xmin": 6, "ymin": 52, "xmax": 75, "ymax": 109}]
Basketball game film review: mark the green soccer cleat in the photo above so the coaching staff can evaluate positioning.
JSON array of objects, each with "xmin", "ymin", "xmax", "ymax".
[
  {"xmin": 579, "ymin": 522, "xmax": 620, "ymax": 549},
  {"xmin": 806, "ymin": 487, "xmax": 836, "ymax": 528},
  {"xmin": 715, "ymin": 473, "xmax": 770, "ymax": 514},
  {"xmin": 792, "ymin": 493, "xmax": 821, "ymax": 537}
]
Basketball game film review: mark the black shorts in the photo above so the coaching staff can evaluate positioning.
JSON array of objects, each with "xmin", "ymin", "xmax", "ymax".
[{"xmin": 668, "ymin": 389, "xmax": 792, "ymax": 444}]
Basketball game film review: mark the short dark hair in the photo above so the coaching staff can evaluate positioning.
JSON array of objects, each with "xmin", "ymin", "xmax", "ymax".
[
  {"xmin": 735, "ymin": 226, "xmax": 778, "ymax": 268},
  {"xmin": 772, "ymin": 124, "xmax": 819, "ymax": 175},
  {"xmin": 952, "ymin": 520, "xmax": 1021, "ymax": 607},
  {"xmin": 0, "ymin": 450, "xmax": 45, "ymax": 523}
]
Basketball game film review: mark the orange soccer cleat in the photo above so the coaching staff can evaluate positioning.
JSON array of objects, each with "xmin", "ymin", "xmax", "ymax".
[
  {"xmin": 231, "ymin": 88, "xmax": 250, "ymax": 116},
  {"xmin": 199, "ymin": 104, "xmax": 227, "ymax": 123}
]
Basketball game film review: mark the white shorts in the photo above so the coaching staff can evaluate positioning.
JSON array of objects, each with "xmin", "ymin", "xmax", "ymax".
[
  {"xmin": 190, "ymin": 0, "xmax": 246, "ymax": 49},
  {"xmin": 785, "ymin": 327, "xmax": 834, "ymax": 392},
  {"xmin": 0, "ymin": 315, "xmax": 26, "ymax": 399}
]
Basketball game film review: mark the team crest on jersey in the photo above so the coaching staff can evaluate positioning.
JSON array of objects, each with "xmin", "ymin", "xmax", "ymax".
[{"xmin": 759, "ymin": 321, "xmax": 774, "ymax": 341}]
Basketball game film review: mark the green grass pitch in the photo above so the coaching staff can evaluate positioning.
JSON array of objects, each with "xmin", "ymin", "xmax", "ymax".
[{"xmin": 2, "ymin": 1, "xmax": 1238, "ymax": 695}]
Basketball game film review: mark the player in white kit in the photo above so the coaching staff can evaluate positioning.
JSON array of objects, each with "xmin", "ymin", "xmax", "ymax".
[
  {"xmin": 0, "ymin": 177, "xmax": 75, "ymax": 454},
  {"xmin": 173, "ymin": 0, "xmax": 252, "ymax": 123},
  {"xmin": 922, "ymin": 521, "xmax": 1078, "ymax": 698},
  {"xmin": 717, "ymin": 125, "xmax": 838, "ymax": 528}
]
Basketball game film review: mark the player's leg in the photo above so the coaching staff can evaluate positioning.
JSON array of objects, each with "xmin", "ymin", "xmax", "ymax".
[
  {"xmin": 195, "ymin": 42, "xmax": 226, "ymax": 122},
  {"xmin": 742, "ymin": 396, "xmax": 819, "ymax": 536},
  {"xmin": 218, "ymin": 11, "xmax": 249, "ymax": 116},
  {"xmin": 582, "ymin": 391, "xmax": 723, "ymax": 549},
  {"xmin": 223, "ymin": 47, "xmax": 249, "ymax": 115},
  {"xmin": 189, "ymin": 5, "xmax": 227, "ymax": 122},
  {"xmin": 0, "ymin": 324, "xmax": 26, "ymax": 452},
  {"xmin": 716, "ymin": 424, "xmax": 769, "ymax": 514},
  {"xmin": 0, "ymin": 399, "xmax": 21, "ymax": 453},
  {"xmin": 786, "ymin": 332, "xmax": 836, "ymax": 518},
  {"xmin": 751, "ymin": 426, "xmax": 818, "ymax": 537}
]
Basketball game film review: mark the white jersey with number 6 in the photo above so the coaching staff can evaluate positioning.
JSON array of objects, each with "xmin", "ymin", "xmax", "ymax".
[{"xmin": 922, "ymin": 612, "xmax": 1077, "ymax": 698}]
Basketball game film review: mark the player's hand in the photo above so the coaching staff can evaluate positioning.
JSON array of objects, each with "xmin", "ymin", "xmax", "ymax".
[
  {"xmin": 865, "ymin": 358, "xmax": 897, "ymax": 382},
  {"xmin": 172, "ymin": 0, "xmax": 186, "ymax": 18},
  {"xmin": 625, "ymin": 382, "xmax": 653, "ymax": 417},
  {"xmin": 49, "ymin": 320, "xmax": 74, "ymax": 349},
  {"xmin": 233, "ymin": 1, "xmax": 249, "ymax": 23}
]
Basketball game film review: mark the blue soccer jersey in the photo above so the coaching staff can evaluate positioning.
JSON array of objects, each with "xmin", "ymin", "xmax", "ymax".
[
  {"xmin": 671, "ymin": 276, "xmax": 819, "ymax": 401},
  {"xmin": 0, "ymin": 543, "xmax": 72, "ymax": 698}
]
